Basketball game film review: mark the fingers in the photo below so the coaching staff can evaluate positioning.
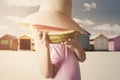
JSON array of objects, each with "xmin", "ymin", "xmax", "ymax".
[
  {"xmin": 60, "ymin": 38, "xmax": 71, "ymax": 45},
  {"xmin": 75, "ymin": 31, "xmax": 79, "ymax": 38},
  {"xmin": 42, "ymin": 31, "xmax": 47, "ymax": 41},
  {"xmin": 34, "ymin": 31, "xmax": 48, "ymax": 42},
  {"xmin": 68, "ymin": 38, "xmax": 71, "ymax": 41}
]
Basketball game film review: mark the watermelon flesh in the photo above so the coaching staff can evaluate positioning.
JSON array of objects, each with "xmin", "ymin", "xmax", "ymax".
[{"xmin": 30, "ymin": 24, "xmax": 76, "ymax": 43}]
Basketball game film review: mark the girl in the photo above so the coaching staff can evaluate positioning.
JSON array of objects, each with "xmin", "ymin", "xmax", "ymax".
[
  {"xmin": 33, "ymin": 30, "xmax": 86, "ymax": 80},
  {"xmin": 20, "ymin": 0, "xmax": 86, "ymax": 80}
]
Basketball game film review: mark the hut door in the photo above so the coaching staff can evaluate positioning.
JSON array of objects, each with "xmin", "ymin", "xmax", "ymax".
[
  {"xmin": 96, "ymin": 38, "xmax": 108, "ymax": 50},
  {"xmin": 20, "ymin": 39, "xmax": 31, "ymax": 50},
  {"xmin": 12, "ymin": 39, "xmax": 18, "ymax": 51}
]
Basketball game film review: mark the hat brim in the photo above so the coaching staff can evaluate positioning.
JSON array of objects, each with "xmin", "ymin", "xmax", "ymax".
[
  {"xmin": 19, "ymin": 12, "xmax": 40, "ymax": 27},
  {"xmin": 19, "ymin": 11, "xmax": 87, "ymax": 34}
]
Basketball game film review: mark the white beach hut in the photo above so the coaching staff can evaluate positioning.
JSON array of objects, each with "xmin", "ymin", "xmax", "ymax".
[{"xmin": 94, "ymin": 34, "xmax": 108, "ymax": 51}]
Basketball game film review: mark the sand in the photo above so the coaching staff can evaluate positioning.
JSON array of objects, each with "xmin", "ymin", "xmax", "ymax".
[{"xmin": 0, "ymin": 51, "xmax": 120, "ymax": 80}]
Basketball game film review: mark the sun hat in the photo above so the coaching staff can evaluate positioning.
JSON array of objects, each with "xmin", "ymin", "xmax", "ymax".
[{"xmin": 19, "ymin": 0, "xmax": 87, "ymax": 34}]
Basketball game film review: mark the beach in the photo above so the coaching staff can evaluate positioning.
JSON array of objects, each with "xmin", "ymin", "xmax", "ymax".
[{"xmin": 0, "ymin": 51, "xmax": 120, "ymax": 80}]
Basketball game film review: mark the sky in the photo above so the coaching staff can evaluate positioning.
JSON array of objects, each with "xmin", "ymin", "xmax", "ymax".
[{"xmin": 0, "ymin": 0, "xmax": 120, "ymax": 39}]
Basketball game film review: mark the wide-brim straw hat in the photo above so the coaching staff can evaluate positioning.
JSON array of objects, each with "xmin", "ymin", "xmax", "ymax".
[{"xmin": 19, "ymin": 11, "xmax": 87, "ymax": 34}]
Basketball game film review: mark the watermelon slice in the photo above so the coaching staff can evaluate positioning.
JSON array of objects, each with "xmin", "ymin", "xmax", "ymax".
[{"xmin": 30, "ymin": 24, "xmax": 76, "ymax": 43}]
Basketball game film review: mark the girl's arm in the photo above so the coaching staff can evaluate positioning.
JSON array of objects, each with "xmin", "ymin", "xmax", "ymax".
[
  {"xmin": 34, "ymin": 31, "xmax": 53, "ymax": 78},
  {"xmin": 73, "ymin": 43, "xmax": 86, "ymax": 62},
  {"xmin": 64, "ymin": 32, "xmax": 86, "ymax": 62}
]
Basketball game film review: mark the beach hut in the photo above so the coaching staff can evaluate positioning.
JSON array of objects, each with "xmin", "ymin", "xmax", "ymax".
[
  {"xmin": 0, "ymin": 34, "xmax": 18, "ymax": 50},
  {"xmin": 31, "ymin": 39, "xmax": 35, "ymax": 51},
  {"xmin": 89, "ymin": 39, "xmax": 94, "ymax": 51},
  {"xmin": 109, "ymin": 35, "xmax": 120, "ymax": 51},
  {"xmin": 78, "ymin": 30, "xmax": 91, "ymax": 51},
  {"xmin": 18, "ymin": 35, "xmax": 32, "ymax": 50},
  {"xmin": 94, "ymin": 34, "xmax": 108, "ymax": 51}
]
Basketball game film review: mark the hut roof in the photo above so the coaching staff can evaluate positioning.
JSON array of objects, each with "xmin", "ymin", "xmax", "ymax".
[
  {"xmin": 19, "ymin": 34, "xmax": 32, "ymax": 39},
  {"xmin": 81, "ymin": 28, "xmax": 91, "ymax": 35},
  {"xmin": 115, "ymin": 35, "xmax": 120, "ymax": 39},
  {"xmin": 91, "ymin": 34, "xmax": 108, "ymax": 40},
  {"xmin": 0, "ymin": 34, "xmax": 17, "ymax": 40},
  {"xmin": 95, "ymin": 34, "xmax": 108, "ymax": 39},
  {"xmin": 108, "ymin": 34, "xmax": 120, "ymax": 41}
]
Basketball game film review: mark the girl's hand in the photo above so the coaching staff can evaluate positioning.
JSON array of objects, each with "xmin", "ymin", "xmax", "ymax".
[
  {"xmin": 34, "ymin": 31, "xmax": 49, "ymax": 52},
  {"xmin": 63, "ymin": 38, "xmax": 80, "ymax": 50},
  {"xmin": 62, "ymin": 32, "xmax": 80, "ymax": 50}
]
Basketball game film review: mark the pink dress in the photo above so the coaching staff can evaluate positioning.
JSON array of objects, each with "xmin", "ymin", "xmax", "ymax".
[{"xmin": 48, "ymin": 44, "xmax": 81, "ymax": 80}]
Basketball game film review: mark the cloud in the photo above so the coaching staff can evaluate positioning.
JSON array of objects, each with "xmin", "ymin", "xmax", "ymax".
[
  {"xmin": 93, "ymin": 23, "xmax": 120, "ymax": 32},
  {"xmin": 0, "ymin": 25, "xmax": 8, "ymax": 30},
  {"xmin": 5, "ymin": 16, "xmax": 21, "ymax": 23},
  {"xmin": 83, "ymin": 2, "xmax": 96, "ymax": 11},
  {"xmin": 4, "ymin": 0, "xmax": 41, "ymax": 7},
  {"xmin": 73, "ymin": 18, "xmax": 95, "ymax": 25}
]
